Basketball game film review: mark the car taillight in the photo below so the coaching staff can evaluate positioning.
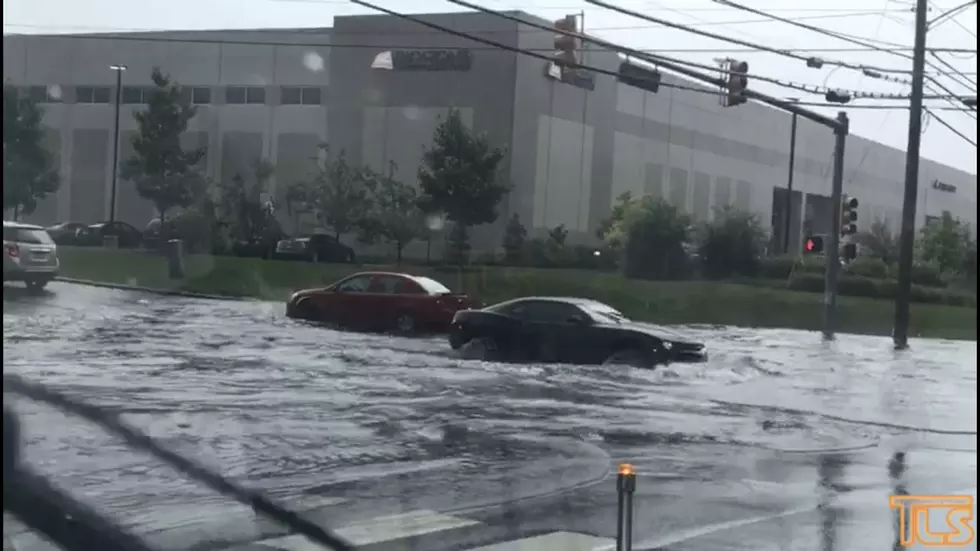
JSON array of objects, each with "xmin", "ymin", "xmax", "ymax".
[{"xmin": 4, "ymin": 243, "xmax": 19, "ymax": 257}]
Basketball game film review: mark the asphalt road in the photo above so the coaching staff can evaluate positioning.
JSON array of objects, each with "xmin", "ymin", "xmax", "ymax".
[{"xmin": 2, "ymin": 281, "xmax": 977, "ymax": 551}]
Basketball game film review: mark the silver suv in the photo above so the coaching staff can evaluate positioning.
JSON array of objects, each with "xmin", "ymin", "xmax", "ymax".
[{"xmin": 3, "ymin": 221, "xmax": 60, "ymax": 290}]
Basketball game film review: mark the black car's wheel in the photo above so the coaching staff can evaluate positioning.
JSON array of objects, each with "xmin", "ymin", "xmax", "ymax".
[
  {"xmin": 603, "ymin": 348, "xmax": 653, "ymax": 368},
  {"xmin": 460, "ymin": 337, "xmax": 500, "ymax": 361}
]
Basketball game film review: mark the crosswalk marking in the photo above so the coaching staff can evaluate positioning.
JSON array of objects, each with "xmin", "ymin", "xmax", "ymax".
[
  {"xmin": 470, "ymin": 531, "xmax": 615, "ymax": 551},
  {"xmin": 255, "ymin": 509, "xmax": 481, "ymax": 549}
]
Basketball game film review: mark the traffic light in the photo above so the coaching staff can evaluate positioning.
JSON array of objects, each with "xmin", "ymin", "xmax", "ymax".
[
  {"xmin": 553, "ymin": 15, "xmax": 579, "ymax": 68},
  {"xmin": 842, "ymin": 243, "xmax": 857, "ymax": 262},
  {"xmin": 841, "ymin": 194, "xmax": 859, "ymax": 236},
  {"xmin": 804, "ymin": 235, "xmax": 825, "ymax": 254},
  {"xmin": 617, "ymin": 61, "xmax": 661, "ymax": 94},
  {"xmin": 725, "ymin": 60, "xmax": 749, "ymax": 107}
]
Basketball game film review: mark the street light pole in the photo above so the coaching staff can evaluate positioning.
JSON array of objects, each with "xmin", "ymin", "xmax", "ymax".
[
  {"xmin": 108, "ymin": 64, "xmax": 127, "ymax": 222},
  {"xmin": 893, "ymin": 0, "xmax": 929, "ymax": 350}
]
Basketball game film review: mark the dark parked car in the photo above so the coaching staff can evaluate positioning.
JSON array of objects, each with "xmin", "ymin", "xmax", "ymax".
[
  {"xmin": 275, "ymin": 234, "xmax": 355, "ymax": 263},
  {"xmin": 448, "ymin": 297, "xmax": 707, "ymax": 367},
  {"xmin": 45, "ymin": 222, "xmax": 94, "ymax": 246},
  {"xmin": 286, "ymin": 271, "xmax": 476, "ymax": 333}
]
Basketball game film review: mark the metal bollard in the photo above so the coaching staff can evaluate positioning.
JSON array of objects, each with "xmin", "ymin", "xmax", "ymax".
[
  {"xmin": 165, "ymin": 239, "xmax": 186, "ymax": 280},
  {"xmin": 616, "ymin": 463, "xmax": 636, "ymax": 551}
]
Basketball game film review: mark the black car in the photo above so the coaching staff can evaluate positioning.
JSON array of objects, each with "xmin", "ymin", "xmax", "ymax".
[
  {"xmin": 448, "ymin": 297, "xmax": 707, "ymax": 367},
  {"xmin": 274, "ymin": 234, "xmax": 355, "ymax": 263}
]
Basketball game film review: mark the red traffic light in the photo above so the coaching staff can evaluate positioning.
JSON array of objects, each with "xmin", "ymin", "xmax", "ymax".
[{"xmin": 804, "ymin": 235, "xmax": 825, "ymax": 254}]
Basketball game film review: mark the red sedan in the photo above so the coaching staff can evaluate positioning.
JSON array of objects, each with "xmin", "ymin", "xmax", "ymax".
[{"xmin": 286, "ymin": 271, "xmax": 477, "ymax": 333}]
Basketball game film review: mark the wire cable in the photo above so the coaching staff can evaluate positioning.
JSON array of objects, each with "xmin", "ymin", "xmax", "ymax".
[
  {"xmin": 443, "ymin": 0, "xmax": 970, "ymax": 104},
  {"xmin": 3, "ymin": 374, "xmax": 357, "ymax": 551},
  {"xmin": 711, "ymin": 0, "xmax": 978, "ymax": 104},
  {"xmin": 584, "ymin": 0, "xmax": 915, "ymax": 77}
]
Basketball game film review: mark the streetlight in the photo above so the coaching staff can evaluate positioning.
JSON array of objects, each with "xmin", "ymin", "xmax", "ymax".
[{"xmin": 108, "ymin": 64, "xmax": 127, "ymax": 222}]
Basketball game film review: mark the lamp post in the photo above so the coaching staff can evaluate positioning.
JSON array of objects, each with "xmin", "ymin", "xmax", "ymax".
[{"xmin": 108, "ymin": 64, "xmax": 127, "ymax": 222}]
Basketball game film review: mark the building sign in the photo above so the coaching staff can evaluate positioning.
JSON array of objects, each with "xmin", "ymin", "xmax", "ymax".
[
  {"xmin": 932, "ymin": 179, "xmax": 957, "ymax": 193},
  {"xmin": 378, "ymin": 49, "xmax": 472, "ymax": 72},
  {"xmin": 544, "ymin": 62, "xmax": 596, "ymax": 91}
]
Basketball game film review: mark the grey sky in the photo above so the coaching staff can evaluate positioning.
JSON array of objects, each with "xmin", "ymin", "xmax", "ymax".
[{"xmin": 3, "ymin": 0, "xmax": 977, "ymax": 175}]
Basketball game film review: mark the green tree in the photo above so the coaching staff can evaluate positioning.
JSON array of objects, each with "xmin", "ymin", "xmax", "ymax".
[
  {"xmin": 418, "ymin": 109, "xmax": 509, "ymax": 264},
  {"xmin": 120, "ymin": 68, "xmax": 206, "ymax": 224},
  {"xmin": 697, "ymin": 205, "xmax": 766, "ymax": 279},
  {"xmin": 595, "ymin": 192, "xmax": 637, "ymax": 250},
  {"xmin": 3, "ymin": 84, "xmax": 60, "ymax": 219},
  {"xmin": 597, "ymin": 194, "xmax": 690, "ymax": 280},
  {"xmin": 547, "ymin": 224, "xmax": 568, "ymax": 248},
  {"xmin": 918, "ymin": 212, "xmax": 974, "ymax": 275},
  {"xmin": 287, "ymin": 145, "xmax": 371, "ymax": 240},
  {"xmin": 215, "ymin": 160, "xmax": 279, "ymax": 244},
  {"xmin": 501, "ymin": 213, "xmax": 527, "ymax": 263},
  {"xmin": 856, "ymin": 217, "xmax": 899, "ymax": 265},
  {"xmin": 361, "ymin": 162, "xmax": 426, "ymax": 265}
]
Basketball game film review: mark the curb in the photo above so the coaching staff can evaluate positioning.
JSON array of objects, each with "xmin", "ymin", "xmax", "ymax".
[{"xmin": 55, "ymin": 277, "xmax": 251, "ymax": 301}]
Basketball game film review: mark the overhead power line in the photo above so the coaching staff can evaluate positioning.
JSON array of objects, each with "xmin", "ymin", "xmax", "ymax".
[
  {"xmin": 584, "ymin": 0, "xmax": 915, "ymax": 79},
  {"xmin": 705, "ymin": 0, "xmax": 976, "ymax": 139},
  {"xmin": 711, "ymin": 0, "xmax": 977, "ymax": 98},
  {"xmin": 3, "ymin": 22, "xmax": 974, "ymax": 58},
  {"xmin": 7, "ymin": 9, "xmax": 969, "ymax": 106}
]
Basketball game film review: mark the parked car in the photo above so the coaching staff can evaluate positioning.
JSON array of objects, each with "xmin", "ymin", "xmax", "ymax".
[
  {"xmin": 45, "ymin": 222, "xmax": 94, "ymax": 246},
  {"xmin": 86, "ymin": 221, "xmax": 143, "ymax": 248},
  {"xmin": 448, "ymin": 297, "xmax": 707, "ymax": 367},
  {"xmin": 275, "ymin": 234, "xmax": 355, "ymax": 263},
  {"xmin": 286, "ymin": 271, "xmax": 476, "ymax": 333},
  {"xmin": 3, "ymin": 221, "xmax": 60, "ymax": 290}
]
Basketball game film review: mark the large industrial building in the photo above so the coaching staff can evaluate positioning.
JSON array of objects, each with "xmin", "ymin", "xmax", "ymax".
[{"xmin": 3, "ymin": 10, "xmax": 976, "ymax": 256}]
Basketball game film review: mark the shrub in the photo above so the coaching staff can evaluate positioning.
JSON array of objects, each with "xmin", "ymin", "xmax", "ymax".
[
  {"xmin": 787, "ymin": 273, "xmax": 976, "ymax": 308},
  {"xmin": 621, "ymin": 198, "xmax": 691, "ymax": 280},
  {"xmin": 697, "ymin": 206, "xmax": 766, "ymax": 279},
  {"xmin": 845, "ymin": 257, "xmax": 889, "ymax": 279}
]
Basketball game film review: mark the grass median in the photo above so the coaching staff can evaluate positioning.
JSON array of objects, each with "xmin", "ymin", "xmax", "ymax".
[{"xmin": 54, "ymin": 247, "xmax": 977, "ymax": 341}]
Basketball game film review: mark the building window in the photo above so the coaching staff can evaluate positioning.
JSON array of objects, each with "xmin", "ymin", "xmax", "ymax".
[
  {"xmin": 121, "ymin": 86, "xmax": 145, "ymax": 104},
  {"xmin": 178, "ymin": 86, "xmax": 212, "ymax": 105},
  {"xmin": 226, "ymin": 86, "xmax": 265, "ymax": 105},
  {"xmin": 281, "ymin": 86, "xmax": 322, "ymax": 105},
  {"xmin": 76, "ymin": 86, "xmax": 111, "ymax": 104},
  {"xmin": 27, "ymin": 85, "xmax": 62, "ymax": 103}
]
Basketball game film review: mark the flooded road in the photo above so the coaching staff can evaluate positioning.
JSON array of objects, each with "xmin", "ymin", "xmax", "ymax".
[{"xmin": 3, "ymin": 282, "xmax": 976, "ymax": 550}]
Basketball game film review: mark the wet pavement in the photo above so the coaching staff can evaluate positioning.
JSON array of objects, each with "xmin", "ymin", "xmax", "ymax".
[{"xmin": 2, "ymin": 282, "xmax": 977, "ymax": 550}]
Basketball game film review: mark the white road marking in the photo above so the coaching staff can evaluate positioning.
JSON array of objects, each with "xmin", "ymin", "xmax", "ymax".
[
  {"xmin": 257, "ymin": 509, "xmax": 480, "ymax": 549},
  {"xmin": 470, "ymin": 531, "xmax": 614, "ymax": 551}
]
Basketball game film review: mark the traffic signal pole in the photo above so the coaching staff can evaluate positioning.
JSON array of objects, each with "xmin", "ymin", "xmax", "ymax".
[
  {"xmin": 783, "ymin": 112, "xmax": 798, "ymax": 254},
  {"xmin": 823, "ymin": 112, "xmax": 849, "ymax": 341},
  {"xmin": 893, "ymin": 0, "xmax": 930, "ymax": 350}
]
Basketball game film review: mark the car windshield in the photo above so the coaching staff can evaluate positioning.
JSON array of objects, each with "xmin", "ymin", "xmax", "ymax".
[
  {"xmin": 580, "ymin": 302, "xmax": 629, "ymax": 324},
  {"xmin": 412, "ymin": 276, "xmax": 452, "ymax": 295},
  {"xmin": 3, "ymin": 227, "xmax": 54, "ymax": 245}
]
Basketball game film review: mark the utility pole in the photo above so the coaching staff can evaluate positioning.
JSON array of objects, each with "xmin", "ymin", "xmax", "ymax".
[
  {"xmin": 893, "ymin": 0, "xmax": 929, "ymax": 350},
  {"xmin": 823, "ymin": 111, "xmax": 849, "ymax": 341},
  {"xmin": 783, "ymin": 112, "xmax": 798, "ymax": 254},
  {"xmin": 108, "ymin": 64, "xmax": 127, "ymax": 223}
]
